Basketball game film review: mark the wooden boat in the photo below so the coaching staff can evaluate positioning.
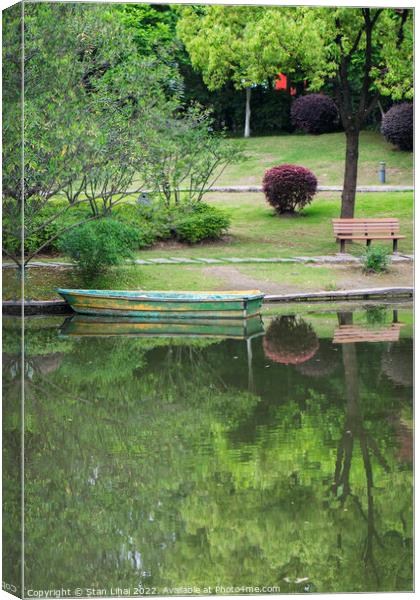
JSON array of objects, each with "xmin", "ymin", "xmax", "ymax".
[
  {"xmin": 59, "ymin": 314, "xmax": 265, "ymax": 340},
  {"xmin": 56, "ymin": 289, "xmax": 265, "ymax": 319}
]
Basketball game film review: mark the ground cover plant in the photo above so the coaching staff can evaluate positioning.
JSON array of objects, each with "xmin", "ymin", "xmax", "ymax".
[
  {"xmin": 362, "ymin": 246, "xmax": 391, "ymax": 273},
  {"xmin": 134, "ymin": 191, "xmax": 413, "ymax": 259}
]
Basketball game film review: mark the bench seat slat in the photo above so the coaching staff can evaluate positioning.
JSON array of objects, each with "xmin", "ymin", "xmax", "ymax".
[
  {"xmin": 332, "ymin": 218, "xmax": 399, "ymax": 222},
  {"xmin": 333, "ymin": 225, "xmax": 400, "ymax": 228},
  {"xmin": 332, "ymin": 217, "xmax": 404, "ymax": 253},
  {"xmin": 335, "ymin": 235, "xmax": 405, "ymax": 240}
]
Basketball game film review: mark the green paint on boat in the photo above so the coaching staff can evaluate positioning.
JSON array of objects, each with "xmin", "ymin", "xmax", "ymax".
[
  {"xmin": 56, "ymin": 289, "xmax": 265, "ymax": 319},
  {"xmin": 59, "ymin": 314, "xmax": 265, "ymax": 339}
]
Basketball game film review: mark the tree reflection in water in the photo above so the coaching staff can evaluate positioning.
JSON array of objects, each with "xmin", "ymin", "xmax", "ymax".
[{"xmin": 2, "ymin": 309, "xmax": 413, "ymax": 594}]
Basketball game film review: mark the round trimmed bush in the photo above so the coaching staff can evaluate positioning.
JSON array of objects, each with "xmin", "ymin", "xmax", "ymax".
[
  {"xmin": 262, "ymin": 164, "xmax": 317, "ymax": 214},
  {"xmin": 381, "ymin": 103, "xmax": 413, "ymax": 151},
  {"xmin": 263, "ymin": 316, "xmax": 319, "ymax": 365},
  {"xmin": 291, "ymin": 93, "xmax": 339, "ymax": 134}
]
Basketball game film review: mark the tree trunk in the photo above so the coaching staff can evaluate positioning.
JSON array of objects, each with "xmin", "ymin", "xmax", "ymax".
[
  {"xmin": 341, "ymin": 127, "xmax": 360, "ymax": 218},
  {"xmin": 244, "ymin": 87, "xmax": 251, "ymax": 138}
]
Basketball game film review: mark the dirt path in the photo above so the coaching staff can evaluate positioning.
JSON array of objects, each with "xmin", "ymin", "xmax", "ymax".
[
  {"xmin": 204, "ymin": 263, "xmax": 414, "ymax": 294},
  {"xmin": 203, "ymin": 265, "xmax": 290, "ymax": 294}
]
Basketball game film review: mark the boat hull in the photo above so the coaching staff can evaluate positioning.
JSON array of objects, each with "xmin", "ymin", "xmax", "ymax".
[
  {"xmin": 57, "ymin": 289, "xmax": 264, "ymax": 319},
  {"xmin": 60, "ymin": 314, "xmax": 265, "ymax": 339}
]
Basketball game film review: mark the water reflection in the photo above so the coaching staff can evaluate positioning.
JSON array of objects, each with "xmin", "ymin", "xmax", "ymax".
[
  {"xmin": 2, "ymin": 306, "xmax": 413, "ymax": 594},
  {"xmin": 263, "ymin": 315, "xmax": 319, "ymax": 364}
]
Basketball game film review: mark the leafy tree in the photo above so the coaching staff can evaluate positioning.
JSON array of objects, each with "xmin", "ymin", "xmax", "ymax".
[
  {"xmin": 176, "ymin": 6, "xmax": 316, "ymax": 138},
  {"xmin": 2, "ymin": 2, "xmax": 175, "ymax": 269},
  {"xmin": 251, "ymin": 7, "xmax": 413, "ymax": 217},
  {"xmin": 179, "ymin": 6, "xmax": 412, "ymax": 214},
  {"xmin": 140, "ymin": 105, "xmax": 242, "ymax": 207},
  {"xmin": 117, "ymin": 3, "xmax": 180, "ymax": 58}
]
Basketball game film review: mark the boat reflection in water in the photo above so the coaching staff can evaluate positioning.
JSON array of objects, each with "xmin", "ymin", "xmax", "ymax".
[
  {"xmin": 59, "ymin": 314, "xmax": 265, "ymax": 340},
  {"xmin": 60, "ymin": 314, "xmax": 265, "ymax": 392}
]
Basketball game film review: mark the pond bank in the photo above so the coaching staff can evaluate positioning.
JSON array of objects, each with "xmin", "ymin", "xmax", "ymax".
[{"xmin": 3, "ymin": 286, "xmax": 414, "ymax": 315}]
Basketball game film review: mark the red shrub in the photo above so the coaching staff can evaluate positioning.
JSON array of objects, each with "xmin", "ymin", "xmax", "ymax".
[
  {"xmin": 262, "ymin": 164, "xmax": 317, "ymax": 214},
  {"xmin": 263, "ymin": 316, "xmax": 319, "ymax": 365}
]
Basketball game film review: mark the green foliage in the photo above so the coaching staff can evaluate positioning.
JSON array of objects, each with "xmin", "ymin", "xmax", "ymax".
[
  {"xmin": 3, "ymin": 199, "xmax": 90, "ymax": 256},
  {"xmin": 172, "ymin": 203, "xmax": 230, "ymax": 244},
  {"xmin": 141, "ymin": 105, "xmax": 244, "ymax": 207},
  {"xmin": 113, "ymin": 203, "xmax": 170, "ymax": 247},
  {"xmin": 3, "ymin": 310, "xmax": 413, "ymax": 593},
  {"xmin": 362, "ymin": 246, "xmax": 391, "ymax": 273},
  {"xmin": 58, "ymin": 218, "xmax": 139, "ymax": 277},
  {"xmin": 118, "ymin": 3, "xmax": 179, "ymax": 58},
  {"xmin": 2, "ymin": 2, "xmax": 179, "ymax": 266},
  {"xmin": 381, "ymin": 103, "xmax": 413, "ymax": 151}
]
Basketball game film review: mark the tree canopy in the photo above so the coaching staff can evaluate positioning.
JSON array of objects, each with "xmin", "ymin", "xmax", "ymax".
[{"xmin": 178, "ymin": 6, "xmax": 413, "ymax": 214}]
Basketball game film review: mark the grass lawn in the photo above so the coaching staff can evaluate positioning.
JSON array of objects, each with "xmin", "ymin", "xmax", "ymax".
[
  {"xmin": 138, "ymin": 191, "xmax": 413, "ymax": 260},
  {"xmin": 3, "ymin": 133, "xmax": 413, "ymax": 300},
  {"xmin": 4, "ymin": 190, "xmax": 413, "ymax": 300},
  {"xmin": 4, "ymin": 259, "xmax": 413, "ymax": 301},
  {"xmin": 218, "ymin": 131, "xmax": 413, "ymax": 186}
]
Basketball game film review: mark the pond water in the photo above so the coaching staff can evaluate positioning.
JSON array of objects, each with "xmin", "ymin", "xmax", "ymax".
[{"xmin": 3, "ymin": 304, "xmax": 413, "ymax": 596}]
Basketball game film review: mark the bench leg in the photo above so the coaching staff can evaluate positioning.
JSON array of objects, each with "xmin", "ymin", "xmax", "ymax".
[
  {"xmin": 393, "ymin": 239, "xmax": 398, "ymax": 254},
  {"xmin": 366, "ymin": 239, "xmax": 371, "ymax": 248},
  {"xmin": 340, "ymin": 239, "xmax": 346, "ymax": 253}
]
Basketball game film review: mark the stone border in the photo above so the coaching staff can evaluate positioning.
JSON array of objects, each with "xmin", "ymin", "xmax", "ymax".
[
  {"xmin": 2, "ymin": 287, "xmax": 413, "ymax": 315},
  {"xmin": 2, "ymin": 253, "xmax": 414, "ymax": 269},
  {"xmin": 265, "ymin": 287, "xmax": 413, "ymax": 303},
  {"xmin": 3, "ymin": 299, "xmax": 71, "ymax": 315},
  {"xmin": 205, "ymin": 185, "xmax": 414, "ymax": 193}
]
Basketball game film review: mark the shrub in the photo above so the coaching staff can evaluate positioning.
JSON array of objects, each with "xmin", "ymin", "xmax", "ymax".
[
  {"xmin": 381, "ymin": 103, "xmax": 413, "ymax": 151},
  {"xmin": 262, "ymin": 164, "xmax": 317, "ymax": 214},
  {"xmin": 58, "ymin": 218, "xmax": 139, "ymax": 276},
  {"xmin": 263, "ymin": 316, "xmax": 319, "ymax": 365},
  {"xmin": 173, "ymin": 203, "xmax": 231, "ymax": 244},
  {"xmin": 362, "ymin": 246, "xmax": 391, "ymax": 273},
  {"xmin": 3, "ymin": 199, "xmax": 89, "ymax": 256},
  {"xmin": 291, "ymin": 93, "xmax": 340, "ymax": 134},
  {"xmin": 113, "ymin": 203, "xmax": 167, "ymax": 247}
]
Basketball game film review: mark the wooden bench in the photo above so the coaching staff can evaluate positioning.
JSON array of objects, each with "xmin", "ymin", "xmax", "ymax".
[
  {"xmin": 332, "ymin": 218, "xmax": 405, "ymax": 253},
  {"xmin": 333, "ymin": 324, "xmax": 403, "ymax": 344}
]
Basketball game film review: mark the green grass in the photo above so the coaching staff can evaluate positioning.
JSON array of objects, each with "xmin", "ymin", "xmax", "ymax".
[
  {"xmin": 4, "ymin": 259, "xmax": 412, "ymax": 302},
  {"xmin": 137, "ymin": 191, "xmax": 413, "ymax": 260},
  {"xmin": 4, "ymin": 132, "xmax": 413, "ymax": 300},
  {"xmin": 218, "ymin": 131, "xmax": 413, "ymax": 186},
  {"xmin": 3, "ymin": 265, "xmax": 225, "ymax": 301}
]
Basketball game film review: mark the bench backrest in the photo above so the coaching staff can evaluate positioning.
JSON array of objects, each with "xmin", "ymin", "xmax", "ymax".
[
  {"xmin": 333, "ymin": 324, "xmax": 402, "ymax": 344},
  {"xmin": 332, "ymin": 218, "xmax": 400, "ymax": 237}
]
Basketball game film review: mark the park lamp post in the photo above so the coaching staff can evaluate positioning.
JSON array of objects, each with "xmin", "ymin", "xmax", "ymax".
[{"xmin": 379, "ymin": 161, "xmax": 386, "ymax": 184}]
